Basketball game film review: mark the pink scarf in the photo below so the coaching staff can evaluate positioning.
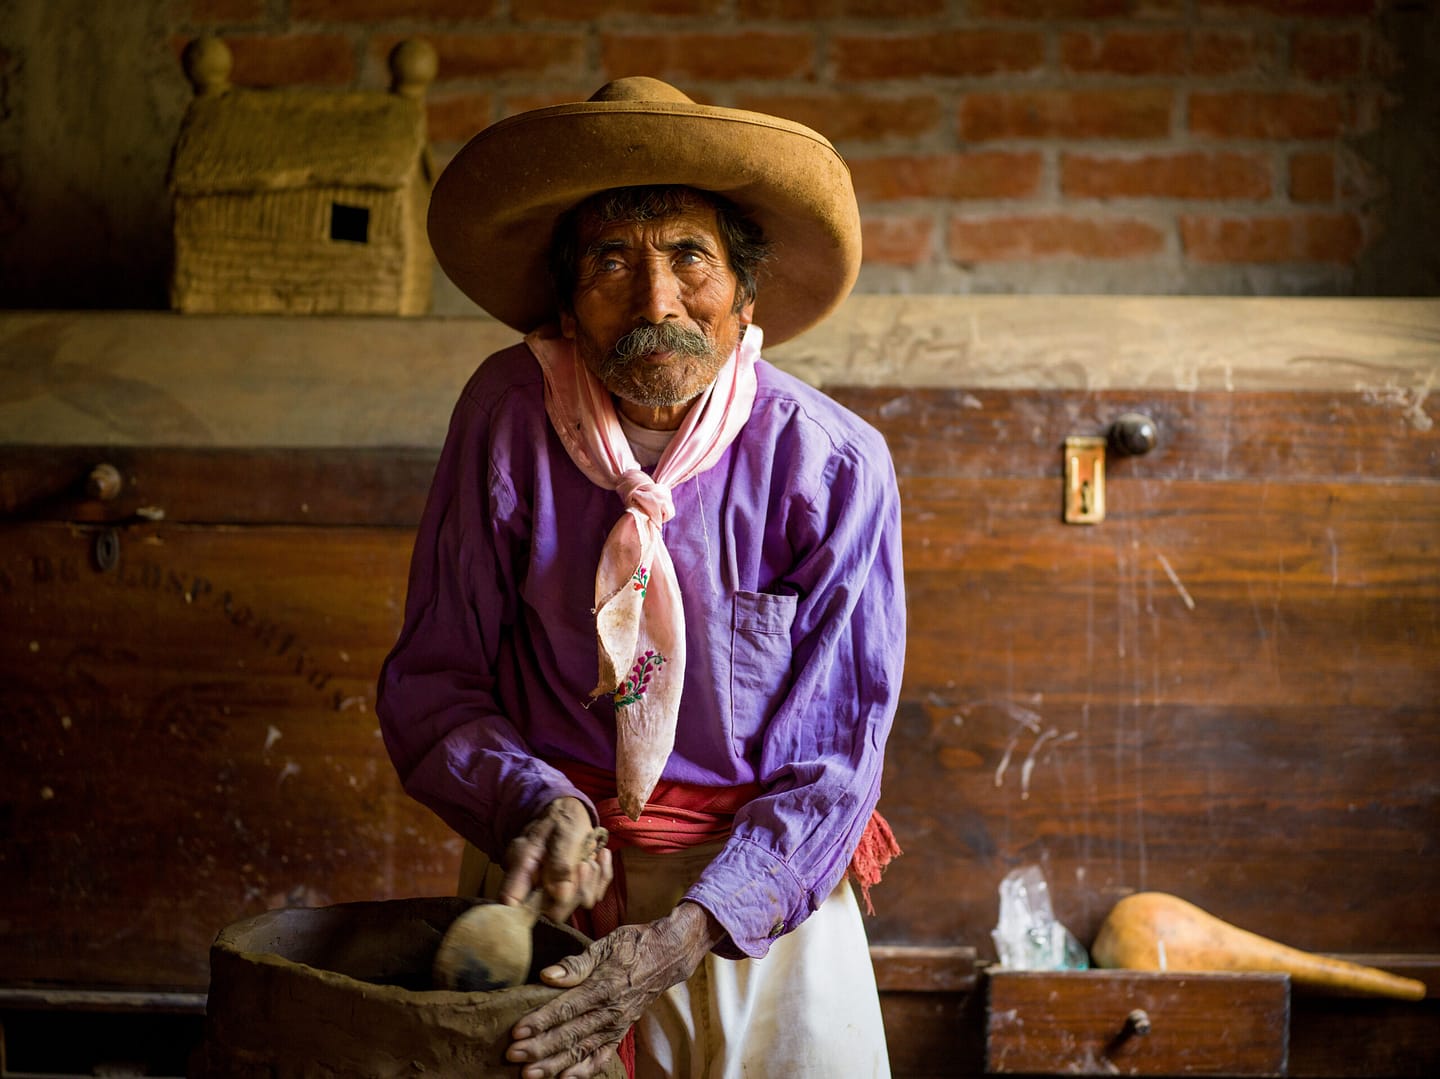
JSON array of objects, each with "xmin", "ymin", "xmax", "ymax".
[{"xmin": 526, "ymin": 324, "xmax": 761, "ymax": 820}]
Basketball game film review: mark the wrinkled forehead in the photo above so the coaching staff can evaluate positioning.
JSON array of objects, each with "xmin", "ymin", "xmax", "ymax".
[
  {"xmin": 571, "ymin": 188, "xmax": 726, "ymax": 246},
  {"xmin": 576, "ymin": 202, "xmax": 726, "ymax": 254}
]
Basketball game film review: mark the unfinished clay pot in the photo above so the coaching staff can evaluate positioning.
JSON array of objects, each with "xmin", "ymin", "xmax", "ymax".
[{"xmin": 193, "ymin": 896, "xmax": 625, "ymax": 1078}]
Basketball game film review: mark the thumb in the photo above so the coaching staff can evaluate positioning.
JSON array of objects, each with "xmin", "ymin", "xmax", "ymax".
[{"xmin": 539, "ymin": 947, "xmax": 596, "ymax": 988}]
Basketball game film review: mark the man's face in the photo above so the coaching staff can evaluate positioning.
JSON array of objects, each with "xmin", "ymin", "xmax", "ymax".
[{"xmin": 560, "ymin": 200, "xmax": 755, "ymax": 428}]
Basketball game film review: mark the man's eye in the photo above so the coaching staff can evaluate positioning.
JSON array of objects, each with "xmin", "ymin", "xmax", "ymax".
[
  {"xmin": 675, "ymin": 250, "xmax": 703, "ymax": 265},
  {"xmin": 596, "ymin": 257, "xmax": 622, "ymax": 272}
]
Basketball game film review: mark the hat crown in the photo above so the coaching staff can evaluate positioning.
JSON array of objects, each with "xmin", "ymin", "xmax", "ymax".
[
  {"xmin": 588, "ymin": 77, "xmax": 694, "ymax": 105},
  {"xmin": 429, "ymin": 77, "xmax": 861, "ymax": 345}
]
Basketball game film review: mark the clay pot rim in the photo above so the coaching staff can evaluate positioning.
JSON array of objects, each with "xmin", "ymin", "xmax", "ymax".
[{"xmin": 210, "ymin": 897, "xmax": 586, "ymax": 1007}]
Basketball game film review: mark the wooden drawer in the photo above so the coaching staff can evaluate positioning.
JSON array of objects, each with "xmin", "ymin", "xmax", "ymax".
[{"xmin": 986, "ymin": 970, "xmax": 1289, "ymax": 1076}]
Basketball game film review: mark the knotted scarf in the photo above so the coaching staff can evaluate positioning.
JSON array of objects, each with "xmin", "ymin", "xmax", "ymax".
[{"xmin": 526, "ymin": 323, "xmax": 761, "ymax": 820}]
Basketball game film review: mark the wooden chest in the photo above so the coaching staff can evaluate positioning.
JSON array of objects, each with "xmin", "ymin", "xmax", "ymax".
[{"xmin": 2, "ymin": 301, "xmax": 1437, "ymax": 1076}]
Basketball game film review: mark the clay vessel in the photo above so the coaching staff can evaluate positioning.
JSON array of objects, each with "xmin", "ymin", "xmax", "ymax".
[{"xmin": 193, "ymin": 896, "xmax": 626, "ymax": 1078}]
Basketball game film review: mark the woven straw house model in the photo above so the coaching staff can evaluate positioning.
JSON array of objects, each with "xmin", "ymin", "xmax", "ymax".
[{"xmin": 169, "ymin": 37, "xmax": 436, "ymax": 315}]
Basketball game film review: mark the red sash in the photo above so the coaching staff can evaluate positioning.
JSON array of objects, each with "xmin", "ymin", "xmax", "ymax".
[{"xmin": 557, "ymin": 757, "xmax": 900, "ymax": 931}]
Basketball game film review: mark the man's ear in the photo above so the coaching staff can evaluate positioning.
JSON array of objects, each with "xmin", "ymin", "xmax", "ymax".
[
  {"xmin": 559, "ymin": 311, "xmax": 577, "ymax": 339},
  {"xmin": 736, "ymin": 296, "xmax": 756, "ymax": 326}
]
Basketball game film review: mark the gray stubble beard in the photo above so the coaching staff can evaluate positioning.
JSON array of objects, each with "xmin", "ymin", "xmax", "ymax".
[{"xmin": 593, "ymin": 322, "xmax": 725, "ymax": 409}]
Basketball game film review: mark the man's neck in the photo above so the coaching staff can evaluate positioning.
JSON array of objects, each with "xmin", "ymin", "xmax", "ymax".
[{"xmin": 615, "ymin": 396, "xmax": 694, "ymax": 431}]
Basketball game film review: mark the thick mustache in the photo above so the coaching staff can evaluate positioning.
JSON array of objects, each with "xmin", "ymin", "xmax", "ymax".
[{"xmin": 611, "ymin": 322, "xmax": 714, "ymax": 362}]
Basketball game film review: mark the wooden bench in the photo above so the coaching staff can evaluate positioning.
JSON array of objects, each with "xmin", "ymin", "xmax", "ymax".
[{"xmin": 2, "ymin": 301, "xmax": 1436, "ymax": 1076}]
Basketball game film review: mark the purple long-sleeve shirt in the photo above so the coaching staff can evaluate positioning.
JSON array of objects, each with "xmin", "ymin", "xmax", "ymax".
[{"xmin": 377, "ymin": 340, "xmax": 905, "ymax": 959}]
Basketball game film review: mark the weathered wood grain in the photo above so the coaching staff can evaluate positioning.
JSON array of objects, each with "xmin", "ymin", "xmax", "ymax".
[
  {"xmin": 877, "ymin": 461, "xmax": 1440, "ymax": 954},
  {"xmin": 3, "ymin": 301, "xmax": 1436, "ymax": 447},
  {"xmin": 829, "ymin": 387, "xmax": 1440, "ymax": 481},
  {"xmin": 1288, "ymin": 989, "xmax": 1440, "ymax": 1077},
  {"xmin": 0, "ymin": 523, "xmax": 457, "ymax": 987},
  {"xmin": 780, "ymin": 295, "xmax": 1440, "ymax": 394},
  {"xmin": 2, "ymin": 307, "xmax": 1437, "ymax": 1076},
  {"xmin": 0, "ymin": 446, "xmax": 436, "ymax": 526},
  {"xmin": 2, "ymin": 391, "xmax": 1436, "ymax": 979},
  {"xmin": 881, "ymin": 988, "xmax": 987, "ymax": 1079},
  {"xmin": 870, "ymin": 945, "xmax": 979, "ymax": 993}
]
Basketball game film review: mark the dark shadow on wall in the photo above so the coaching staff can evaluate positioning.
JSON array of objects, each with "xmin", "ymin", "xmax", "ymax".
[
  {"xmin": 0, "ymin": 0, "xmax": 189, "ymax": 310},
  {"xmin": 1355, "ymin": 0, "xmax": 1440, "ymax": 296}
]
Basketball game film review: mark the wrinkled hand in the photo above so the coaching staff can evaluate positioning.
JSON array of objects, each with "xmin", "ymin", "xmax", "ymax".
[
  {"xmin": 506, "ymin": 902, "xmax": 724, "ymax": 1079},
  {"xmin": 501, "ymin": 797, "xmax": 613, "ymax": 923}
]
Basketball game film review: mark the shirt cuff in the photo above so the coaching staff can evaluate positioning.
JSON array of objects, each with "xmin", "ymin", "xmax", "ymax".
[
  {"xmin": 494, "ymin": 766, "xmax": 595, "ymax": 854},
  {"xmin": 682, "ymin": 836, "xmax": 811, "ymax": 960}
]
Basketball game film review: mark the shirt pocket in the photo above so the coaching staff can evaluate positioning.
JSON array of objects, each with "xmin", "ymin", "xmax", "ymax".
[{"xmin": 728, "ymin": 590, "xmax": 797, "ymax": 757}]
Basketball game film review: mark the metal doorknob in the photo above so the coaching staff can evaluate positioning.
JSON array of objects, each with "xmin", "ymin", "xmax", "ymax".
[
  {"xmin": 1110, "ymin": 413, "xmax": 1158, "ymax": 456},
  {"xmin": 87, "ymin": 462, "xmax": 124, "ymax": 501}
]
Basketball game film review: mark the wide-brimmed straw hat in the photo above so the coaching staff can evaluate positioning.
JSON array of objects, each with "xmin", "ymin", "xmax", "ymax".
[{"xmin": 427, "ymin": 77, "xmax": 861, "ymax": 346}]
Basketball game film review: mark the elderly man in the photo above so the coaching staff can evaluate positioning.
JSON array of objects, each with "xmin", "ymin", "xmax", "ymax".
[{"xmin": 378, "ymin": 77, "xmax": 904, "ymax": 1079}]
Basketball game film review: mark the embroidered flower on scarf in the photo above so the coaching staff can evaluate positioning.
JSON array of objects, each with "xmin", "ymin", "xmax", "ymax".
[
  {"xmin": 613, "ymin": 649, "xmax": 666, "ymax": 708},
  {"xmin": 630, "ymin": 565, "xmax": 650, "ymax": 597}
]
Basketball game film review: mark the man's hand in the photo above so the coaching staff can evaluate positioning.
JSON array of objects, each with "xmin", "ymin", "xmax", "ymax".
[
  {"xmin": 505, "ymin": 902, "xmax": 725, "ymax": 1079},
  {"xmin": 501, "ymin": 798, "xmax": 613, "ymax": 923}
]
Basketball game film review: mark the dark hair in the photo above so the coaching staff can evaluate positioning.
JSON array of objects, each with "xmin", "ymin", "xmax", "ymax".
[{"xmin": 548, "ymin": 185, "xmax": 772, "ymax": 314}]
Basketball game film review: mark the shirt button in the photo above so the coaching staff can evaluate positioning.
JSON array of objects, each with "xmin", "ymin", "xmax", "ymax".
[{"xmin": 768, "ymin": 921, "xmax": 785, "ymax": 939}]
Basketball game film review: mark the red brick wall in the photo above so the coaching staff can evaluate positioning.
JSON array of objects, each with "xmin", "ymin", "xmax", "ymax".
[{"xmin": 169, "ymin": 0, "xmax": 1406, "ymax": 296}]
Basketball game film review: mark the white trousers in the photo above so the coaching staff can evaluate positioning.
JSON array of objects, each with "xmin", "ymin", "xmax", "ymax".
[
  {"xmin": 458, "ymin": 842, "xmax": 892, "ymax": 1079},
  {"xmin": 621, "ymin": 844, "xmax": 892, "ymax": 1079}
]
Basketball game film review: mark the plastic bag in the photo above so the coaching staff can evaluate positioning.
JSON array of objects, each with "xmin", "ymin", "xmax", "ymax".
[{"xmin": 990, "ymin": 865, "xmax": 1089, "ymax": 970}]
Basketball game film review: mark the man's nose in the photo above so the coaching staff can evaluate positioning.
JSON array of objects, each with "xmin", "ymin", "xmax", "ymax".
[{"xmin": 631, "ymin": 260, "xmax": 683, "ymax": 324}]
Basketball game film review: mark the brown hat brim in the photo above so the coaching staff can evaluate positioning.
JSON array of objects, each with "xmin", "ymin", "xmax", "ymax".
[{"xmin": 427, "ymin": 87, "xmax": 862, "ymax": 346}]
